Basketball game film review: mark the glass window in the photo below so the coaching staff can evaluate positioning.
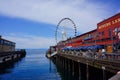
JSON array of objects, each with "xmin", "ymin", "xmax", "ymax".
[
  {"xmin": 1, "ymin": 40, "xmax": 3, "ymax": 44},
  {"xmin": 108, "ymin": 29, "xmax": 112, "ymax": 37},
  {"xmin": 102, "ymin": 31, "xmax": 104, "ymax": 35},
  {"xmin": 114, "ymin": 27, "xmax": 118, "ymax": 35}
]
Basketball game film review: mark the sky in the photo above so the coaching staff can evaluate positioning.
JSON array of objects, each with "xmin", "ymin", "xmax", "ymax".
[{"xmin": 0, "ymin": 0, "xmax": 120, "ymax": 49}]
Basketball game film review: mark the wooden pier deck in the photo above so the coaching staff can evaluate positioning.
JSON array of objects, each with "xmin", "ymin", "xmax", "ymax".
[
  {"xmin": 50, "ymin": 51, "xmax": 120, "ymax": 80},
  {"xmin": 57, "ymin": 53, "xmax": 120, "ymax": 73}
]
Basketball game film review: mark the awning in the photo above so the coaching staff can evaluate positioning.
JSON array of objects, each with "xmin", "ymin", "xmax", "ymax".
[
  {"xmin": 94, "ymin": 45, "xmax": 102, "ymax": 49},
  {"xmin": 62, "ymin": 45, "xmax": 103, "ymax": 51}
]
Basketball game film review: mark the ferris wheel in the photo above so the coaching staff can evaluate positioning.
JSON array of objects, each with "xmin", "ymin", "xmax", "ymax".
[{"xmin": 55, "ymin": 18, "xmax": 77, "ymax": 44}]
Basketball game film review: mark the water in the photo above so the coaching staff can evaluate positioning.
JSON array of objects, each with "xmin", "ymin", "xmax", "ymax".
[
  {"xmin": 0, "ymin": 49, "xmax": 61, "ymax": 80},
  {"xmin": 0, "ymin": 49, "xmax": 114, "ymax": 80}
]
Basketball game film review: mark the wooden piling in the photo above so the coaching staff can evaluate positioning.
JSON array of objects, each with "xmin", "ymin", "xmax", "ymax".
[
  {"xmin": 72, "ymin": 60, "xmax": 74, "ymax": 76},
  {"xmin": 86, "ymin": 63, "xmax": 89, "ymax": 80},
  {"xmin": 78, "ymin": 62, "xmax": 81, "ymax": 80}
]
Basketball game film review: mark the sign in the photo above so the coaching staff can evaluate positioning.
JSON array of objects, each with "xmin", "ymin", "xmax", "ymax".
[
  {"xmin": 98, "ymin": 18, "xmax": 120, "ymax": 29},
  {"xmin": 107, "ymin": 46, "xmax": 112, "ymax": 53}
]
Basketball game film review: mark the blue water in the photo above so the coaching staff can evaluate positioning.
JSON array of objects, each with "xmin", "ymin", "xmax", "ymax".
[{"xmin": 0, "ymin": 49, "xmax": 61, "ymax": 80}]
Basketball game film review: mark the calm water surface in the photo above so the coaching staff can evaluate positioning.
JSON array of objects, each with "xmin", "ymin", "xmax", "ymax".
[
  {"xmin": 0, "ymin": 49, "xmax": 61, "ymax": 80},
  {"xmin": 0, "ymin": 49, "xmax": 114, "ymax": 80}
]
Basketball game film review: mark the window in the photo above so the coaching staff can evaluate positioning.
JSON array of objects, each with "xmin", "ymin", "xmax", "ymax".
[
  {"xmin": 0, "ymin": 39, "xmax": 1, "ymax": 44},
  {"xmin": 108, "ymin": 29, "xmax": 112, "ymax": 37},
  {"xmin": 114, "ymin": 27, "xmax": 118, "ymax": 35},
  {"xmin": 102, "ymin": 31, "xmax": 104, "ymax": 35},
  {"xmin": 1, "ymin": 40, "xmax": 3, "ymax": 44}
]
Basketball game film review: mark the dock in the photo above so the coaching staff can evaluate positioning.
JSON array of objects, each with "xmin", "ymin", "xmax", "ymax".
[
  {"xmin": 49, "ymin": 51, "xmax": 120, "ymax": 80},
  {"xmin": 0, "ymin": 49, "xmax": 26, "ymax": 65},
  {"xmin": 47, "ymin": 13, "xmax": 120, "ymax": 80}
]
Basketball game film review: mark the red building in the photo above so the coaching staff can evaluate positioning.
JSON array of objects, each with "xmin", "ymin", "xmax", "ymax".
[
  {"xmin": 55, "ymin": 13, "xmax": 120, "ymax": 53},
  {"xmin": 97, "ymin": 13, "xmax": 120, "ymax": 52}
]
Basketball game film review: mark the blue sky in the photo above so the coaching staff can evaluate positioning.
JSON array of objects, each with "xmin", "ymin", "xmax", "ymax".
[
  {"xmin": 0, "ymin": 15, "xmax": 55, "ymax": 37},
  {"xmin": 0, "ymin": 0, "xmax": 120, "ymax": 49}
]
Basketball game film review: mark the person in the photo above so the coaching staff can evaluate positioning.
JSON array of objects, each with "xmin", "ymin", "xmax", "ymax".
[
  {"xmin": 102, "ymin": 48, "xmax": 106, "ymax": 59},
  {"xmin": 102, "ymin": 48, "xmax": 105, "ymax": 53}
]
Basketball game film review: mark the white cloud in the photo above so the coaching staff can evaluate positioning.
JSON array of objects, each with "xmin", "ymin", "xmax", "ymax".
[
  {"xmin": 0, "ymin": 0, "xmax": 113, "ymax": 33},
  {"xmin": 3, "ymin": 34, "xmax": 55, "ymax": 49},
  {"xmin": 118, "ymin": 9, "xmax": 120, "ymax": 13},
  {"xmin": 0, "ymin": 0, "xmax": 119, "ymax": 48}
]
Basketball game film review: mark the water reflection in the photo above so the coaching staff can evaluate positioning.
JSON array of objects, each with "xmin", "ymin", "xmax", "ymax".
[
  {"xmin": 0, "ymin": 49, "xmax": 115, "ymax": 80},
  {"xmin": 0, "ymin": 58, "xmax": 23, "ymax": 74},
  {"xmin": 55, "ymin": 65, "xmax": 81, "ymax": 80},
  {"xmin": 0, "ymin": 49, "xmax": 61, "ymax": 80}
]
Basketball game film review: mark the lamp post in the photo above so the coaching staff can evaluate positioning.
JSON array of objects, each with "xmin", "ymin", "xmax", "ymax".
[
  {"xmin": 113, "ymin": 28, "xmax": 118, "ymax": 52},
  {"xmin": 110, "ymin": 28, "xmax": 117, "ymax": 53},
  {"xmin": 93, "ymin": 31, "xmax": 97, "ymax": 59},
  {"xmin": 111, "ymin": 30, "xmax": 114, "ymax": 53}
]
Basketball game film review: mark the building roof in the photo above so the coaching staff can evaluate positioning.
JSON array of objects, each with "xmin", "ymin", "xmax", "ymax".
[
  {"xmin": 0, "ymin": 36, "xmax": 16, "ymax": 44},
  {"xmin": 75, "ymin": 29, "xmax": 97, "ymax": 38},
  {"xmin": 97, "ymin": 13, "xmax": 120, "ymax": 25}
]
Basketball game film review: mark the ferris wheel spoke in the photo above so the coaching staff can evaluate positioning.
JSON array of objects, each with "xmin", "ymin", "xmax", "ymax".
[{"xmin": 55, "ymin": 18, "xmax": 77, "ymax": 44}]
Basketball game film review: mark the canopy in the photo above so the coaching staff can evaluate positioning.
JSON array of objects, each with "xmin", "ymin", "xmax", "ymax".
[{"xmin": 62, "ymin": 45, "xmax": 103, "ymax": 51}]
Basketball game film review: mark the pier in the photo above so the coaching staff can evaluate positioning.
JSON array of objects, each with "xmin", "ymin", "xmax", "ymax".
[
  {"xmin": 46, "ymin": 13, "xmax": 120, "ymax": 80},
  {"xmin": 49, "ymin": 50, "xmax": 120, "ymax": 80},
  {"xmin": 0, "ymin": 50, "xmax": 26, "ymax": 65},
  {"xmin": 0, "ymin": 36, "xmax": 26, "ymax": 65}
]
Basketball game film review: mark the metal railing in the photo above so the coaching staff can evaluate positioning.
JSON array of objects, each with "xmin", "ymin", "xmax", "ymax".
[{"xmin": 59, "ymin": 50, "xmax": 120, "ymax": 61}]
